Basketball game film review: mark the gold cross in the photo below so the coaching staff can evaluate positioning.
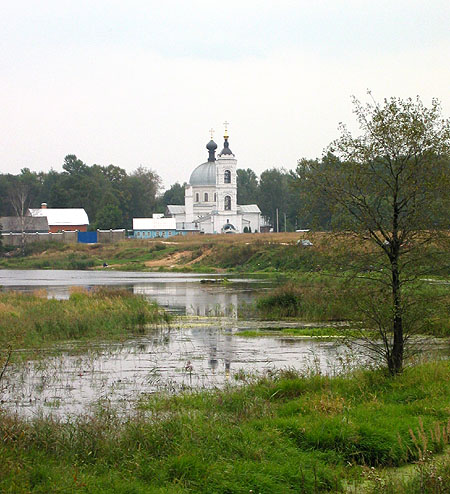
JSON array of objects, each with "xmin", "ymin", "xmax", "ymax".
[
  {"xmin": 223, "ymin": 120, "xmax": 229, "ymax": 138},
  {"xmin": 209, "ymin": 128, "xmax": 215, "ymax": 139}
]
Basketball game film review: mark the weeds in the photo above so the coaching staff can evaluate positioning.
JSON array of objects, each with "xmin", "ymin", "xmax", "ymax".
[
  {"xmin": 0, "ymin": 288, "xmax": 168, "ymax": 354},
  {"xmin": 253, "ymin": 280, "xmax": 358, "ymax": 322}
]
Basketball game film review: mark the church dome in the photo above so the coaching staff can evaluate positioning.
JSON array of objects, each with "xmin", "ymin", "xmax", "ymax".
[
  {"xmin": 189, "ymin": 161, "xmax": 216, "ymax": 186},
  {"xmin": 206, "ymin": 139, "xmax": 217, "ymax": 151}
]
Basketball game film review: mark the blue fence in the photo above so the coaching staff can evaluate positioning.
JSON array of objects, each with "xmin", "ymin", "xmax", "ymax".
[{"xmin": 77, "ymin": 231, "xmax": 98, "ymax": 244}]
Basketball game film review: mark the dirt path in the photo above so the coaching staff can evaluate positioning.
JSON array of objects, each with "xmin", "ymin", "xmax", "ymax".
[
  {"xmin": 144, "ymin": 250, "xmax": 192, "ymax": 267},
  {"xmin": 186, "ymin": 248, "xmax": 212, "ymax": 265}
]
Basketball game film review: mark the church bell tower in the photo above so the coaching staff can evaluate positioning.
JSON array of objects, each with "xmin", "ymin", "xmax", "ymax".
[{"xmin": 216, "ymin": 122, "xmax": 237, "ymax": 214}]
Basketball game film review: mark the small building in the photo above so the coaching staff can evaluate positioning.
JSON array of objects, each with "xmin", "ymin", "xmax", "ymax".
[
  {"xmin": 133, "ymin": 216, "xmax": 179, "ymax": 239},
  {"xmin": 0, "ymin": 216, "xmax": 49, "ymax": 233},
  {"xmin": 28, "ymin": 203, "xmax": 89, "ymax": 233}
]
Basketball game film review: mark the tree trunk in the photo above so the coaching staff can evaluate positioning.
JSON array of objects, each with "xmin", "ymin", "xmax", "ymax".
[{"xmin": 389, "ymin": 258, "xmax": 404, "ymax": 375}]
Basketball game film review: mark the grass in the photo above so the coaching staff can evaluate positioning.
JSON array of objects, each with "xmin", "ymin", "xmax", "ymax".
[
  {"xmin": 361, "ymin": 449, "xmax": 450, "ymax": 493},
  {"xmin": 237, "ymin": 327, "xmax": 370, "ymax": 338},
  {"xmin": 248, "ymin": 278, "xmax": 368, "ymax": 322},
  {"xmin": 1, "ymin": 232, "xmax": 449, "ymax": 277},
  {"xmin": 0, "ymin": 360, "xmax": 449, "ymax": 493},
  {"xmin": 248, "ymin": 277, "xmax": 450, "ymax": 337},
  {"xmin": 0, "ymin": 233, "xmax": 399, "ymax": 273},
  {"xmin": 0, "ymin": 288, "xmax": 169, "ymax": 355}
]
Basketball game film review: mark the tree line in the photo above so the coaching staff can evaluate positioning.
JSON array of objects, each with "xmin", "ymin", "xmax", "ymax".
[
  {"xmin": 0, "ymin": 155, "xmax": 324, "ymax": 231},
  {"xmin": 0, "ymin": 155, "xmax": 161, "ymax": 230}
]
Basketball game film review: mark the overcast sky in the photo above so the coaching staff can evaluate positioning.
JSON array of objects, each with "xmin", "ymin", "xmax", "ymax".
[{"xmin": 1, "ymin": 0, "xmax": 449, "ymax": 189}]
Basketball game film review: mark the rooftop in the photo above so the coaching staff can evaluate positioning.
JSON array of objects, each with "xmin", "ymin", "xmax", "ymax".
[{"xmin": 28, "ymin": 208, "xmax": 89, "ymax": 226}]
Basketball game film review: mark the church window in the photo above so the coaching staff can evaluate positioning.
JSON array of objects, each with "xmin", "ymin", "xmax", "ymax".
[
  {"xmin": 196, "ymin": 193, "xmax": 199, "ymax": 202},
  {"xmin": 214, "ymin": 193, "xmax": 217, "ymax": 202},
  {"xmin": 224, "ymin": 195, "xmax": 231, "ymax": 211},
  {"xmin": 224, "ymin": 170, "xmax": 231, "ymax": 184},
  {"xmin": 204, "ymin": 192, "xmax": 208, "ymax": 202}
]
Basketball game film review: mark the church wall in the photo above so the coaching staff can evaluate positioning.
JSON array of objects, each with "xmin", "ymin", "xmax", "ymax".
[
  {"xmin": 185, "ymin": 186, "xmax": 194, "ymax": 223},
  {"xmin": 201, "ymin": 221, "xmax": 214, "ymax": 234},
  {"xmin": 213, "ymin": 213, "xmax": 243, "ymax": 234},
  {"xmin": 216, "ymin": 156, "xmax": 237, "ymax": 214},
  {"xmin": 242, "ymin": 212, "xmax": 260, "ymax": 232},
  {"xmin": 217, "ymin": 192, "xmax": 236, "ymax": 213},
  {"xmin": 192, "ymin": 185, "xmax": 216, "ymax": 205}
]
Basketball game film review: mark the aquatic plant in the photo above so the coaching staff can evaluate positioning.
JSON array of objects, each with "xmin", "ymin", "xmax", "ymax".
[{"xmin": 0, "ymin": 288, "xmax": 169, "ymax": 354}]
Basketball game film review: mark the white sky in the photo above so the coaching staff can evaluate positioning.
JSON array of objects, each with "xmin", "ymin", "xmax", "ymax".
[{"xmin": 1, "ymin": 0, "xmax": 449, "ymax": 189}]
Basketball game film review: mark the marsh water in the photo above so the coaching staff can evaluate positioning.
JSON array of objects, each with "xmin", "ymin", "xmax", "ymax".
[
  {"xmin": 1, "ymin": 270, "xmax": 356, "ymax": 419},
  {"xmin": 0, "ymin": 269, "xmax": 267, "ymax": 316}
]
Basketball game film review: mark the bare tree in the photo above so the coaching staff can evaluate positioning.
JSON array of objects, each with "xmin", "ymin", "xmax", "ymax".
[
  {"xmin": 9, "ymin": 183, "xmax": 32, "ymax": 255},
  {"xmin": 297, "ymin": 95, "xmax": 450, "ymax": 374}
]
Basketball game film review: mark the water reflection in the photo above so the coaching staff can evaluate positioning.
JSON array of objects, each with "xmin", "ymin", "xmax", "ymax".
[
  {"xmin": 133, "ymin": 283, "xmax": 245, "ymax": 316},
  {"xmin": 0, "ymin": 269, "xmax": 269, "ymax": 316},
  {"xmin": 1, "ymin": 327, "xmax": 353, "ymax": 419},
  {"xmin": 0, "ymin": 269, "xmax": 354, "ymax": 420}
]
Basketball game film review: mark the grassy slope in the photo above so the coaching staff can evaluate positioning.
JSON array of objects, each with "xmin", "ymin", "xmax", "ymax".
[
  {"xmin": 1, "ymin": 232, "xmax": 449, "ymax": 276},
  {"xmin": 0, "ymin": 233, "xmax": 378, "ymax": 273},
  {"xmin": 0, "ymin": 361, "xmax": 449, "ymax": 493}
]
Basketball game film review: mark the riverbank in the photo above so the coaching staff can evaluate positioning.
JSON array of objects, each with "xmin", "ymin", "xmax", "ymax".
[
  {"xmin": 0, "ymin": 232, "xmax": 428, "ymax": 272},
  {"xmin": 1, "ymin": 360, "xmax": 449, "ymax": 493},
  {"xmin": 2, "ymin": 233, "xmax": 449, "ymax": 278}
]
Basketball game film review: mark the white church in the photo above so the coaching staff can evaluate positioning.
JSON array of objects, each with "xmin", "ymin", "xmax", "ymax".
[{"xmin": 166, "ymin": 128, "xmax": 262, "ymax": 234}]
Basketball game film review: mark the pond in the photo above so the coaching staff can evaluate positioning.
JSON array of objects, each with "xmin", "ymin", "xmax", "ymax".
[{"xmin": 0, "ymin": 270, "xmax": 359, "ymax": 419}]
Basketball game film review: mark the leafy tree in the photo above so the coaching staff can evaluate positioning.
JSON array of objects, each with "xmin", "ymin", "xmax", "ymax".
[
  {"xmin": 95, "ymin": 164, "xmax": 131, "ymax": 226},
  {"xmin": 0, "ymin": 158, "xmax": 162, "ymax": 231},
  {"xmin": 0, "ymin": 174, "xmax": 16, "ymax": 216},
  {"xmin": 237, "ymin": 169, "xmax": 258, "ymax": 204},
  {"xmin": 95, "ymin": 204, "xmax": 123, "ymax": 230},
  {"xmin": 258, "ymin": 168, "xmax": 291, "ymax": 231},
  {"xmin": 127, "ymin": 166, "xmax": 161, "ymax": 220},
  {"xmin": 62, "ymin": 155, "xmax": 89, "ymax": 176},
  {"xmin": 294, "ymin": 157, "xmax": 335, "ymax": 230},
  {"xmin": 162, "ymin": 182, "xmax": 185, "ymax": 207},
  {"xmin": 297, "ymin": 95, "xmax": 450, "ymax": 374}
]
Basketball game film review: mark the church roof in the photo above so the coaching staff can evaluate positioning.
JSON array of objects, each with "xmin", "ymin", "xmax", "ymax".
[
  {"xmin": 133, "ymin": 217, "xmax": 176, "ymax": 230},
  {"xmin": 166, "ymin": 205, "xmax": 185, "ymax": 215},
  {"xmin": 218, "ymin": 137, "xmax": 234, "ymax": 157},
  {"xmin": 189, "ymin": 161, "xmax": 216, "ymax": 186},
  {"xmin": 238, "ymin": 204, "xmax": 261, "ymax": 213},
  {"xmin": 1, "ymin": 216, "xmax": 49, "ymax": 232}
]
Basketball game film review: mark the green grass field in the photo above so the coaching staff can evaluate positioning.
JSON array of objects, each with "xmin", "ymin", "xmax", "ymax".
[{"xmin": 1, "ymin": 360, "xmax": 449, "ymax": 493}]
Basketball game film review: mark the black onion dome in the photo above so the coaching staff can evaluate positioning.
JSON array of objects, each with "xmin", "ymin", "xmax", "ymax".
[
  {"xmin": 206, "ymin": 139, "xmax": 217, "ymax": 151},
  {"xmin": 206, "ymin": 139, "xmax": 217, "ymax": 162}
]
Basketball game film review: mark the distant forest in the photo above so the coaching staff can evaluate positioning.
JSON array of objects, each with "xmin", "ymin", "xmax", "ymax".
[{"xmin": 0, "ymin": 154, "xmax": 330, "ymax": 231}]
